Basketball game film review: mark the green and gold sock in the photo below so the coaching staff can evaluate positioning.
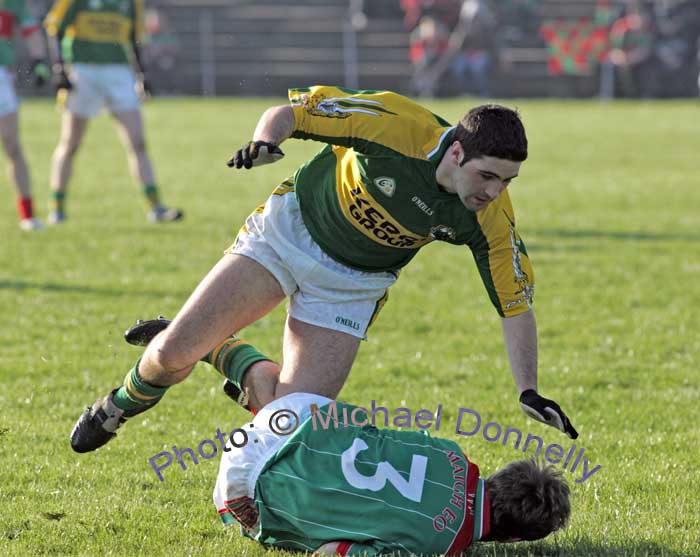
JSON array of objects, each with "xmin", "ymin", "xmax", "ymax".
[
  {"xmin": 203, "ymin": 337, "xmax": 270, "ymax": 390},
  {"xmin": 112, "ymin": 358, "xmax": 169, "ymax": 416},
  {"xmin": 51, "ymin": 191, "xmax": 66, "ymax": 214},
  {"xmin": 143, "ymin": 183, "xmax": 160, "ymax": 209}
]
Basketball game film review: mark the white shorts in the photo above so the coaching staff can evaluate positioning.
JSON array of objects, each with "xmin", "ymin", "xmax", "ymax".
[
  {"xmin": 0, "ymin": 67, "xmax": 19, "ymax": 117},
  {"xmin": 65, "ymin": 64, "xmax": 141, "ymax": 118},
  {"xmin": 213, "ymin": 393, "xmax": 332, "ymax": 506},
  {"xmin": 228, "ymin": 190, "xmax": 397, "ymax": 339}
]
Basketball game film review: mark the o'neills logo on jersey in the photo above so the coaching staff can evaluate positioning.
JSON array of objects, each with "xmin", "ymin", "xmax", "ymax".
[
  {"xmin": 373, "ymin": 177, "xmax": 396, "ymax": 197},
  {"xmin": 411, "ymin": 195, "xmax": 434, "ymax": 216}
]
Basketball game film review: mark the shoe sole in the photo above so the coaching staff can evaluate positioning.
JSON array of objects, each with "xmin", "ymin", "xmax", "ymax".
[{"xmin": 124, "ymin": 317, "xmax": 171, "ymax": 346}]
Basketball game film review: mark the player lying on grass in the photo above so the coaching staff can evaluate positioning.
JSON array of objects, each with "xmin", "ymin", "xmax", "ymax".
[
  {"xmin": 70, "ymin": 85, "xmax": 577, "ymax": 454},
  {"xmin": 213, "ymin": 392, "xmax": 571, "ymax": 556}
]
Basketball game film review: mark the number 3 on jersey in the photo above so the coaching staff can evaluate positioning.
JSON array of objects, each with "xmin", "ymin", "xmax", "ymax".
[{"xmin": 341, "ymin": 438, "xmax": 427, "ymax": 502}]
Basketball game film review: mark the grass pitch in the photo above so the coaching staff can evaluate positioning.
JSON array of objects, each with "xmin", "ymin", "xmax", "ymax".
[{"xmin": 1, "ymin": 97, "xmax": 698, "ymax": 556}]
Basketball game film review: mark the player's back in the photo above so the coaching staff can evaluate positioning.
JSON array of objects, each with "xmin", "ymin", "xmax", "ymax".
[{"xmin": 214, "ymin": 395, "xmax": 489, "ymax": 555}]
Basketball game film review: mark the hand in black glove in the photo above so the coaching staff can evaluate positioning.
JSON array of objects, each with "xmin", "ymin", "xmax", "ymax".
[
  {"xmin": 52, "ymin": 65, "xmax": 72, "ymax": 92},
  {"xmin": 519, "ymin": 389, "xmax": 578, "ymax": 439},
  {"xmin": 29, "ymin": 59, "xmax": 50, "ymax": 87},
  {"xmin": 227, "ymin": 141, "xmax": 285, "ymax": 169},
  {"xmin": 142, "ymin": 78, "xmax": 153, "ymax": 97},
  {"xmin": 136, "ymin": 73, "xmax": 152, "ymax": 100}
]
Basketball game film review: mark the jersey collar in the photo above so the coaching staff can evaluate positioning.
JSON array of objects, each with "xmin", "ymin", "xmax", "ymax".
[{"xmin": 472, "ymin": 478, "xmax": 491, "ymax": 541}]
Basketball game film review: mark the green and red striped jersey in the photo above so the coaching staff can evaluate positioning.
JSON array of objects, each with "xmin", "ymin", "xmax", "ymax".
[
  {"xmin": 0, "ymin": 0, "xmax": 39, "ymax": 67},
  {"xmin": 215, "ymin": 394, "xmax": 491, "ymax": 556}
]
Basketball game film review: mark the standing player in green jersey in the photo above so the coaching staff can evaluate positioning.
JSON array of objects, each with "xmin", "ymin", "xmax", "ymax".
[
  {"xmin": 213, "ymin": 393, "xmax": 571, "ymax": 555},
  {"xmin": 0, "ymin": 0, "xmax": 49, "ymax": 230},
  {"xmin": 43, "ymin": 0, "xmax": 182, "ymax": 224},
  {"xmin": 70, "ymin": 86, "xmax": 578, "ymax": 453}
]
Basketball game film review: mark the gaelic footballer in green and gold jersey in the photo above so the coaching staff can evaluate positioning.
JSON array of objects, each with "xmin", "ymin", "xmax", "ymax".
[
  {"xmin": 67, "ymin": 86, "xmax": 577, "ymax": 461},
  {"xmin": 287, "ymin": 85, "xmax": 534, "ymax": 318},
  {"xmin": 44, "ymin": 0, "xmax": 143, "ymax": 65},
  {"xmin": 42, "ymin": 0, "xmax": 183, "ymax": 224}
]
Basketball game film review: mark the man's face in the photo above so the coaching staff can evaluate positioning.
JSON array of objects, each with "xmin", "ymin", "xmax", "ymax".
[{"xmin": 445, "ymin": 145, "xmax": 522, "ymax": 211}]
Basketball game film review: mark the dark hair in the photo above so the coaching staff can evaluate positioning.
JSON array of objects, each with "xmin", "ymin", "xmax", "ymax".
[
  {"xmin": 453, "ymin": 104, "xmax": 528, "ymax": 164},
  {"xmin": 485, "ymin": 459, "xmax": 570, "ymax": 542}
]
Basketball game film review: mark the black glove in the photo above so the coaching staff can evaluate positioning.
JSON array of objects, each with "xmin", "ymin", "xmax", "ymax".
[
  {"xmin": 227, "ymin": 141, "xmax": 285, "ymax": 169},
  {"xmin": 519, "ymin": 389, "xmax": 578, "ymax": 439},
  {"xmin": 136, "ymin": 73, "xmax": 152, "ymax": 99},
  {"xmin": 142, "ymin": 78, "xmax": 153, "ymax": 97},
  {"xmin": 29, "ymin": 59, "xmax": 50, "ymax": 87},
  {"xmin": 52, "ymin": 65, "xmax": 72, "ymax": 92}
]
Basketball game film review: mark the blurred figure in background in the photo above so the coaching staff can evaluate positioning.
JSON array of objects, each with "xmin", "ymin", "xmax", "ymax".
[
  {"xmin": 492, "ymin": 0, "xmax": 541, "ymax": 48},
  {"xmin": 651, "ymin": 0, "xmax": 700, "ymax": 97},
  {"xmin": 448, "ymin": 0, "xmax": 497, "ymax": 97},
  {"xmin": 1, "ymin": 0, "xmax": 49, "ymax": 231},
  {"xmin": 142, "ymin": 8, "xmax": 179, "ymax": 95},
  {"xmin": 608, "ymin": 0, "xmax": 656, "ymax": 98},
  {"xmin": 409, "ymin": 14, "xmax": 449, "ymax": 96},
  {"xmin": 43, "ymin": 0, "xmax": 183, "ymax": 224}
]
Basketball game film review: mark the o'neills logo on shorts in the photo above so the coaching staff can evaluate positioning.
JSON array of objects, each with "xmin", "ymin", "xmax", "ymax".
[{"xmin": 335, "ymin": 316, "xmax": 361, "ymax": 331}]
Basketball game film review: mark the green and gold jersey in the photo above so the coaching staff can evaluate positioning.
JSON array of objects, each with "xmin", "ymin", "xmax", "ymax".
[
  {"xmin": 289, "ymin": 85, "xmax": 534, "ymax": 317},
  {"xmin": 44, "ymin": 0, "xmax": 142, "ymax": 64},
  {"xmin": 0, "ymin": 0, "xmax": 39, "ymax": 67}
]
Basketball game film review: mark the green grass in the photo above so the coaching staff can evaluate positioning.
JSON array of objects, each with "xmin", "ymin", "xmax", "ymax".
[{"xmin": 1, "ymin": 98, "xmax": 698, "ymax": 556}]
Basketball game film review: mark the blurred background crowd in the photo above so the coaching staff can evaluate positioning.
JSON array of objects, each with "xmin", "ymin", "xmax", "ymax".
[
  {"xmin": 21, "ymin": 0, "xmax": 700, "ymax": 98},
  {"xmin": 402, "ymin": 0, "xmax": 699, "ymax": 98}
]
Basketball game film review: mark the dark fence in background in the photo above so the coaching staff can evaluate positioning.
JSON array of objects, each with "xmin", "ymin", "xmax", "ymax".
[{"xmin": 140, "ymin": 0, "xmax": 604, "ymax": 97}]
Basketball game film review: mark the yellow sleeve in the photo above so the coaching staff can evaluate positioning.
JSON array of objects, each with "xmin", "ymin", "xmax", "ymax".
[
  {"xmin": 133, "ymin": 0, "xmax": 144, "ymax": 42},
  {"xmin": 44, "ymin": 0, "xmax": 74, "ymax": 36},
  {"xmin": 288, "ymin": 85, "xmax": 453, "ymax": 160},
  {"xmin": 470, "ymin": 191, "xmax": 535, "ymax": 318}
]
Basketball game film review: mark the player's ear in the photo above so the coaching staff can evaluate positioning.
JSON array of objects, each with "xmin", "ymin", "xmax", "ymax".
[{"xmin": 451, "ymin": 141, "xmax": 465, "ymax": 165}]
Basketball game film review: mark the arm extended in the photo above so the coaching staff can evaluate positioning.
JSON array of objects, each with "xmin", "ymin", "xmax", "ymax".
[
  {"xmin": 252, "ymin": 105, "xmax": 295, "ymax": 145},
  {"xmin": 227, "ymin": 105, "xmax": 294, "ymax": 169},
  {"xmin": 503, "ymin": 310, "xmax": 578, "ymax": 439},
  {"xmin": 501, "ymin": 309, "xmax": 538, "ymax": 393}
]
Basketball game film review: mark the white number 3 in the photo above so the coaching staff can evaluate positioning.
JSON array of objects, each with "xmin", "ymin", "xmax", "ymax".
[{"xmin": 341, "ymin": 438, "xmax": 427, "ymax": 502}]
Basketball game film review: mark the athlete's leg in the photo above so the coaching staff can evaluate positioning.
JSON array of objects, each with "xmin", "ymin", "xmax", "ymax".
[
  {"xmin": 275, "ymin": 316, "xmax": 360, "ymax": 402},
  {"xmin": 70, "ymin": 253, "xmax": 287, "ymax": 452},
  {"xmin": 111, "ymin": 109, "xmax": 154, "ymax": 186},
  {"xmin": 139, "ymin": 253, "xmax": 286, "ymax": 387},
  {"xmin": 241, "ymin": 360, "xmax": 282, "ymax": 412},
  {"xmin": 0, "ymin": 110, "xmax": 41, "ymax": 228},
  {"xmin": 111, "ymin": 109, "xmax": 181, "ymax": 220},
  {"xmin": 209, "ymin": 315, "xmax": 360, "ymax": 411},
  {"xmin": 240, "ymin": 317, "xmax": 360, "ymax": 410},
  {"xmin": 0, "ymin": 111, "xmax": 30, "ymax": 198},
  {"xmin": 49, "ymin": 111, "xmax": 89, "ymax": 220}
]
